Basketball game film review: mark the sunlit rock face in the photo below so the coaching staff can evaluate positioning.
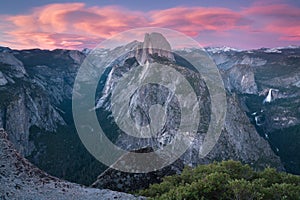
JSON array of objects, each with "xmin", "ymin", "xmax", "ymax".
[{"xmin": 136, "ymin": 32, "xmax": 175, "ymax": 64}]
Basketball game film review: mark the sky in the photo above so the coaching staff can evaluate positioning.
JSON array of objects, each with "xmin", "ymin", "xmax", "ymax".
[{"xmin": 0, "ymin": 0, "xmax": 299, "ymax": 50}]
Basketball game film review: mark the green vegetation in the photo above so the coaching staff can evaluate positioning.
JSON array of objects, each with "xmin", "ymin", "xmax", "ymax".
[
  {"xmin": 269, "ymin": 125, "xmax": 300, "ymax": 175},
  {"xmin": 28, "ymin": 124, "xmax": 107, "ymax": 186},
  {"xmin": 27, "ymin": 98, "xmax": 121, "ymax": 186},
  {"xmin": 138, "ymin": 160, "xmax": 300, "ymax": 200}
]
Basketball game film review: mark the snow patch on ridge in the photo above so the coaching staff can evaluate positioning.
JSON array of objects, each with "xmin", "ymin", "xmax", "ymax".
[{"xmin": 205, "ymin": 46, "xmax": 241, "ymax": 54}]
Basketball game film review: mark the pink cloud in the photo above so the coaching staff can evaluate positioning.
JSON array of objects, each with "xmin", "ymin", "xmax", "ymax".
[
  {"xmin": 149, "ymin": 7, "xmax": 250, "ymax": 36},
  {"xmin": 243, "ymin": 4, "xmax": 300, "ymax": 41},
  {"xmin": 1, "ymin": 3, "xmax": 148, "ymax": 49},
  {"xmin": 0, "ymin": 2, "xmax": 299, "ymax": 50}
]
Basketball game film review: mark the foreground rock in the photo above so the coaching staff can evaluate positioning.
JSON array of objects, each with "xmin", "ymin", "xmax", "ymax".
[{"xmin": 0, "ymin": 129, "xmax": 144, "ymax": 199}]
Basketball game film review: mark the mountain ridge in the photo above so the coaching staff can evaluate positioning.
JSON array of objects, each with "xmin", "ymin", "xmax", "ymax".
[{"xmin": 0, "ymin": 39, "xmax": 299, "ymax": 192}]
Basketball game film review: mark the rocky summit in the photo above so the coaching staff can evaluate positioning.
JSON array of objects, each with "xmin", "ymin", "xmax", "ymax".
[
  {"xmin": 90, "ymin": 34, "xmax": 283, "ymax": 191},
  {"xmin": 0, "ymin": 33, "xmax": 299, "ymax": 195},
  {"xmin": 137, "ymin": 32, "xmax": 175, "ymax": 64}
]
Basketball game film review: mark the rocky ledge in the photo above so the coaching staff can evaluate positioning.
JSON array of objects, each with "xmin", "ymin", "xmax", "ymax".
[{"xmin": 0, "ymin": 128, "xmax": 144, "ymax": 200}]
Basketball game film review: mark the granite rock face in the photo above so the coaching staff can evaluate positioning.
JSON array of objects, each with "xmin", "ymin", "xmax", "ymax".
[
  {"xmin": 91, "ymin": 95, "xmax": 283, "ymax": 192},
  {"xmin": 95, "ymin": 34, "xmax": 282, "ymax": 168},
  {"xmin": 209, "ymin": 47, "xmax": 300, "ymax": 174},
  {"xmin": 198, "ymin": 94, "xmax": 283, "ymax": 169},
  {"xmin": 90, "ymin": 35, "xmax": 284, "ymax": 192},
  {"xmin": 0, "ymin": 42, "xmax": 299, "ymax": 192},
  {"xmin": 0, "ymin": 49, "xmax": 81, "ymax": 156},
  {"xmin": 137, "ymin": 32, "xmax": 175, "ymax": 64},
  {"xmin": 222, "ymin": 64, "xmax": 258, "ymax": 94}
]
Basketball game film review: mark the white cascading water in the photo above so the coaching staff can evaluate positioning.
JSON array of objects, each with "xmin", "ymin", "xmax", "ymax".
[{"xmin": 263, "ymin": 89, "xmax": 273, "ymax": 103}]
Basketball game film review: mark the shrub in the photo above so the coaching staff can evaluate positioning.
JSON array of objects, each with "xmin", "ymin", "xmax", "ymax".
[{"xmin": 138, "ymin": 160, "xmax": 300, "ymax": 200}]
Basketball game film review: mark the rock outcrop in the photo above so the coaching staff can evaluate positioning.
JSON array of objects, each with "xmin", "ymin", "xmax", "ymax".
[
  {"xmin": 90, "ymin": 35, "xmax": 283, "ymax": 192},
  {"xmin": 95, "ymin": 34, "xmax": 282, "ymax": 168},
  {"xmin": 136, "ymin": 32, "xmax": 175, "ymax": 64},
  {"xmin": 0, "ymin": 129, "xmax": 144, "ymax": 199},
  {"xmin": 0, "ymin": 49, "xmax": 80, "ymax": 156},
  {"xmin": 222, "ymin": 64, "xmax": 258, "ymax": 94}
]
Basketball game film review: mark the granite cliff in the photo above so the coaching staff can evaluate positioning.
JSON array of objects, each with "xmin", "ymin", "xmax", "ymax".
[{"xmin": 0, "ymin": 36, "xmax": 299, "ymax": 193}]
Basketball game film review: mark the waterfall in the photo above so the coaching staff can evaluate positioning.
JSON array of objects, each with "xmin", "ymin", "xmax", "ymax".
[{"xmin": 263, "ymin": 89, "xmax": 273, "ymax": 103}]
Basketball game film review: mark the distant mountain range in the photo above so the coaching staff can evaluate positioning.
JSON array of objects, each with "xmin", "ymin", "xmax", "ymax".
[{"xmin": 0, "ymin": 35, "xmax": 299, "ymax": 194}]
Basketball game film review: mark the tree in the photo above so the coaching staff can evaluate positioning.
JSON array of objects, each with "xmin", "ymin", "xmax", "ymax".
[{"xmin": 138, "ymin": 160, "xmax": 300, "ymax": 200}]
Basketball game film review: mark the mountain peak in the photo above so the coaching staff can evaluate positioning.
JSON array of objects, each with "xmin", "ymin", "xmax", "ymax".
[
  {"xmin": 137, "ymin": 32, "xmax": 175, "ymax": 64},
  {"xmin": 142, "ymin": 32, "xmax": 172, "ymax": 52}
]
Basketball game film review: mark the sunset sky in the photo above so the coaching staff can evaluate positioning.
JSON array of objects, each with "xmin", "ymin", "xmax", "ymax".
[{"xmin": 0, "ymin": 0, "xmax": 299, "ymax": 50}]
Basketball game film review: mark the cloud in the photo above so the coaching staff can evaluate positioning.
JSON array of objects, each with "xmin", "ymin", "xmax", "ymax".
[
  {"xmin": 0, "ymin": 2, "xmax": 299, "ymax": 49},
  {"xmin": 0, "ymin": 3, "xmax": 147, "ymax": 49},
  {"xmin": 243, "ymin": 3, "xmax": 300, "ymax": 41},
  {"xmin": 149, "ymin": 7, "xmax": 251, "ymax": 36}
]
